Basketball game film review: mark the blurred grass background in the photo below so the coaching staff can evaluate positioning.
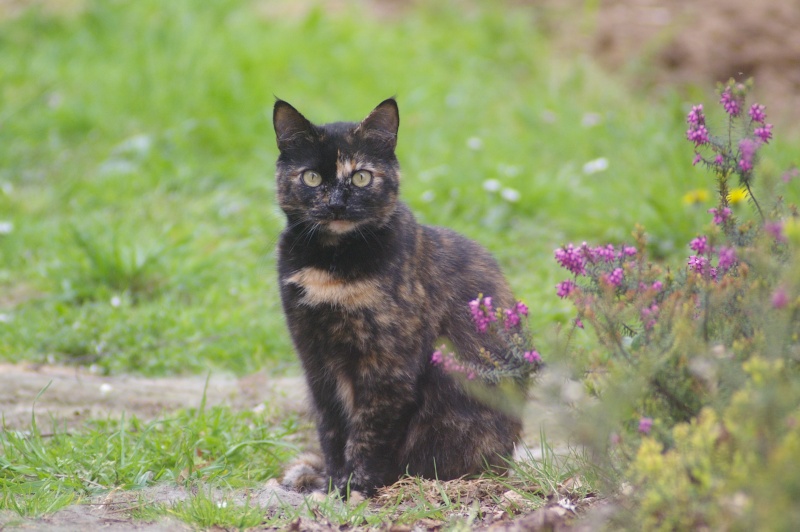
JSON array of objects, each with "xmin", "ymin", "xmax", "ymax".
[{"xmin": 1, "ymin": 0, "xmax": 798, "ymax": 376}]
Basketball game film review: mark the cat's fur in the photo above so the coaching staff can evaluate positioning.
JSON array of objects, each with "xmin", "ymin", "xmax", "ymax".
[{"xmin": 274, "ymin": 99, "xmax": 522, "ymax": 496}]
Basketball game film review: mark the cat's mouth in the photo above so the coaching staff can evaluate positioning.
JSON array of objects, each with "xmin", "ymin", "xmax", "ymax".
[{"xmin": 324, "ymin": 220, "xmax": 359, "ymax": 234}]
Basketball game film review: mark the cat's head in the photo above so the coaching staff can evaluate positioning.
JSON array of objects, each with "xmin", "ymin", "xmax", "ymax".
[{"xmin": 273, "ymin": 99, "xmax": 400, "ymax": 235}]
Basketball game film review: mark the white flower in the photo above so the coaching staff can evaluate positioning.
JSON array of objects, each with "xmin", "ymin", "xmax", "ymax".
[
  {"xmin": 466, "ymin": 137, "xmax": 483, "ymax": 151},
  {"xmin": 582, "ymin": 157, "xmax": 609, "ymax": 175},
  {"xmin": 110, "ymin": 296, "xmax": 121, "ymax": 307},
  {"xmin": 498, "ymin": 164, "xmax": 521, "ymax": 177},
  {"xmin": 0, "ymin": 313, "xmax": 12, "ymax": 323},
  {"xmin": 0, "ymin": 221, "xmax": 13, "ymax": 235},
  {"xmin": 421, "ymin": 190, "xmax": 435, "ymax": 203},
  {"xmin": 581, "ymin": 112, "xmax": 602, "ymax": 128},
  {"xmin": 1, "ymin": 182, "xmax": 12, "ymax": 195},
  {"xmin": 482, "ymin": 179, "xmax": 501, "ymax": 192},
  {"xmin": 99, "ymin": 383, "xmax": 113, "ymax": 395},
  {"xmin": 216, "ymin": 501, "xmax": 228, "ymax": 509},
  {"xmin": 500, "ymin": 188, "xmax": 521, "ymax": 202}
]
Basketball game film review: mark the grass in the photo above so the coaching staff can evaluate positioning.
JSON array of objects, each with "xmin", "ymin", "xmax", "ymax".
[
  {"xmin": 1, "ymin": 383, "xmax": 302, "ymax": 518},
  {"xmin": 1, "ymin": 0, "xmax": 799, "ymax": 528}
]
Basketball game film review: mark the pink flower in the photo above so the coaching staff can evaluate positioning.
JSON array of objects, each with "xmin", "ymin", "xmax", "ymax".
[
  {"xmin": 708, "ymin": 207, "xmax": 732, "ymax": 225},
  {"xmin": 748, "ymin": 103, "xmax": 767, "ymax": 123},
  {"xmin": 739, "ymin": 138, "xmax": 758, "ymax": 172},
  {"xmin": 754, "ymin": 123, "xmax": 773, "ymax": 144},
  {"xmin": 515, "ymin": 301, "xmax": 529, "ymax": 316},
  {"xmin": 431, "ymin": 350, "xmax": 444, "ymax": 364},
  {"xmin": 555, "ymin": 243, "xmax": 587, "ymax": 275},
  {"xmin": 504, "ymin": 308, "xmax": 521, "ymax": 330},
  {"xmin": 524, "ymin": 350, "xmax": 542, "ymax": 363},
  {"xmin": 772, "ymin": 288, "xmax": 790, "ymax": 309},
  {"xmin": 556, "ymin": 280, "xmax": 577, "ymax": 299},
  {"xmin": 765, "ymin": 221, "xmax": 786, "ymax": 243},
  {"xmin": 687, "ymin": 125, "xmax": 710, "ymax": 146},
  {"xmin": 605, "ymin": 268, "xmax": 624, "ymax": 287},
  {"xmin": 574, "ymin": 318, "xmax": 584, "ymax": 329},
  {"xmin": 688, "ymin": 255, "xmax": 709, "ymax": 275},
  {"xmin": 714, "ymin": 154, "xmax": 724, "ymax": 166},
  {"xmin": 651, "ymin": 281, "xmax": 663, "ymax": 292},
  {"xmin": 717, "ymin": 246, "xmax": 737, "ymax": 272},
  {"xmin": 469, "ymin": 297, "xmax": 497, "ymax": 333},
  {"xmin": 686, "ymin": 104, "xmax": 705, "ymax": 127},
  {"xmin": 782, "ymin": 168, "xmax": 799, "ymax": 183},
  {"xmin": 720, "ymin": 87, "xmax": 741, "ymax": 117},
  {"xmin": 690, "ymin": 235, "xmax": 708, "ymax": 255},
  {"xmin": 638, "ymin": 417, "xmax": 654, "ymax": 434}
]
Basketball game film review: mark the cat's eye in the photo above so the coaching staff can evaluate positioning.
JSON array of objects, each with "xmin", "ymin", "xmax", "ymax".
[
  {"xmin": 301, "ymin": 170, "xmax": 322, "ymax": 187},
  {"xmin": 351, "ymin": 170, "xmax": 373, "ymax": 188}
]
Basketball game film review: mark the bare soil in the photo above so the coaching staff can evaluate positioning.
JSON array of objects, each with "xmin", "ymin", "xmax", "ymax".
[{"xmin": 545, "ymin": 0, "xmax": 800, "ymax": 127}]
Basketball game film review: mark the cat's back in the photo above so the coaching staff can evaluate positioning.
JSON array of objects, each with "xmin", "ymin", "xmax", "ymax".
[{"xmin": 412, "ymin": 219, "xmax": 514, "ymax": 309}]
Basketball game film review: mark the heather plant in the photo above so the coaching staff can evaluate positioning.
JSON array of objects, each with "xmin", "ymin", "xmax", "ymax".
[
  {"xmin": 552, "ymin": 80, "xmax": 800, "ymax": 528},
  {"xmin": 431, "ymin": 296, "xmax": 542, "ymax": 406}
]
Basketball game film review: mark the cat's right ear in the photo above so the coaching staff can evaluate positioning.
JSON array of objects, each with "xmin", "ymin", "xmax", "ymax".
[{"xmin": 274, "ymin": 100, "xmax": 314, "ymax": 151}]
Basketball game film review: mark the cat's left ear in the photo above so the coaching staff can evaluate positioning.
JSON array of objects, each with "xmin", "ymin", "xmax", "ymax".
[
  {"xmin": 274, "ymin": 100, "xmax": 315, "ymax": 152},
  {"xmin": 356, "ymin": 98, "xmax": 399, "ymax": 150}
]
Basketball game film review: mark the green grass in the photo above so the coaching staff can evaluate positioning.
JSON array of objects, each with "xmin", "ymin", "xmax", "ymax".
[
  {"xmin": 1, "ymin": 392, "xmax": 301, "ymax": 518},
  {"xmin": 2, "ymin": 0, "xmax": 798, "ymax": 374},
  {"xmin": 2, "ymin": 0, "xmax": 800, "ymax": 526}
]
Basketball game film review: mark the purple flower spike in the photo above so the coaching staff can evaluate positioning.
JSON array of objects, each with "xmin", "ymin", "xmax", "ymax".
[
  {"xmin": 708, "ymin": 207, "xmax": 732, "ymax": 225},
  {"xmin": 686, "ymin": 104, "xmax": 705, "ymax": 127},
  {"xmin": 556, "ymin": 280, "xmax": 577, "ymax": 299},
  {"xmin": 739, "ymin": 138, "xmax": 758, "ymax": 172},
  {"xmin": 754, "ymin": 123, "xmax": 773, "ymax": 144},
  {"xmin": 765, "ymin": 221, "xmax": 786, "ymax": 243},
  {"xmin": 606, "ymin": 268, "xmax": 624, "ymax": 287},
  {"xmin": 690, "ymin": 235, "xmax": 708, "ymax": 255},
  {"xmin": 772, "ymin": 288, "xmax": 790, "ymax": 309},
  {"xmin": 720, "ymin": 87, "xmax": 741, "ymax": 117},
  {"xmin": 524, "ymin": 350, "xmax": 542, "ymax": 363},
  {"xmin": 687, "ymin": 125, "xmax": 710, "ymax": 146},
  {"xmin": 749, "ymin": 103, "xmax": 767, "ymax": 123},
  {"xmin": 504, "ymin": 308, "xmax": 521, "ymax": 330},
  {"xmin": 555, "ymin": 244, "xmax": 587, "ymax": 276},
  {"xmin": 717, "ymin": 246, "xmax": 737, "ymax": 272},
  {"xmin": 688, "ymin": 255, "xmax": 709, "ymax": 275}
]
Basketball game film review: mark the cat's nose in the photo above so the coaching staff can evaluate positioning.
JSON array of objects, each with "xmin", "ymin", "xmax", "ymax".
[{"xmin": 328, "ymin": 188, "xmax": 347, "ymax": 215}]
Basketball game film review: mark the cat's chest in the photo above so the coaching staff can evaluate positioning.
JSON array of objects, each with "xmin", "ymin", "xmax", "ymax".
[{"xmin": 282, "ymin": 266, "xmax": 385, "ymax": 309}]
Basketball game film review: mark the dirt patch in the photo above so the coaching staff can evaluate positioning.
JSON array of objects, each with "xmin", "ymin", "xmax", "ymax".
[
  {"xmin": 547, "ymin": 0, "xmax": 800, "ymax": 126},
  {"xmin": 0, "ymin": 362, "xmax": 308, "ymax": 430}
]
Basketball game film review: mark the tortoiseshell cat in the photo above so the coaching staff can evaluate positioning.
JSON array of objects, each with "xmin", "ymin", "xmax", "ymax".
[{"xmin": 274, "ymin": 99, "xmax": 522, "ymax": 496}]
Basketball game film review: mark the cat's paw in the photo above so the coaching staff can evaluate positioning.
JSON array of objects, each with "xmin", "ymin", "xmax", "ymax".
[{"xmin": 335, "ymin": 475, "xmax": 376, "ymax": 499}]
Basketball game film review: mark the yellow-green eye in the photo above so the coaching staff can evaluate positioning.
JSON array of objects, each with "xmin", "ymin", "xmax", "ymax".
[
  {"xmin": 301, "ymin": 170, "xmax": 322, "ymax": 187},
  {"xmin": 352, "ymin": 170, "xmax": 373, "ymax": 187}
]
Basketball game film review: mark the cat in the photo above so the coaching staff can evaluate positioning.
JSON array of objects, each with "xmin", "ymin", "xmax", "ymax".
[{"xmin": 273, "ymin": 98, "xmax": 523, "ymax": 497}]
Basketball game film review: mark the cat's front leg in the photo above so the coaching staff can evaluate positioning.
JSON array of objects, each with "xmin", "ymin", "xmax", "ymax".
[
  {"xmin": 316, "ymin": 415, "xmax": 347, "ymax": 487},
  {"xmin": 337, "ymin": 384, "xmax": 415, "ymax": 496}
]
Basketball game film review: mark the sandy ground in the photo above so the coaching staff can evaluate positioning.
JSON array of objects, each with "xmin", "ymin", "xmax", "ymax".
[{"xmin": 0, "ymin": 362, "xmax": 308, "ymax": 431}]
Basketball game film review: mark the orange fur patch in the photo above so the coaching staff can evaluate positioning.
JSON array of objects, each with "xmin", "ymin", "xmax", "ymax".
[{"xmin": 284, "ymin": 267, "xmax": 384, "ymax": 309}]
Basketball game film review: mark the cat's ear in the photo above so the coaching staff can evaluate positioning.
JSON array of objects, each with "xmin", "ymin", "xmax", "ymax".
[
  {"xmin": 274, "ymin": 100, "xmax": 314, "ymax": 151},
  {"xmin": 356, "ymin": 98, "xmax": 399, "ymax": 150}
]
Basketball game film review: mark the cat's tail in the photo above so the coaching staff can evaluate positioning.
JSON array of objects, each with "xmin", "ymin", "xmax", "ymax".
[{"xmin": 280, "ymin": 453, "xmax": 327, "ymax": 492}]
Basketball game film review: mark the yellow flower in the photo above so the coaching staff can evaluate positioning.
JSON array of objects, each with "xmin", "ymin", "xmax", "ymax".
[
  {"xmin": 727, "ymin": 187, "xmax": 749, "ymax": 205},
  {"xmin": 682, "ymin": 189, "xmax": 710, "ymax": 205}
]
